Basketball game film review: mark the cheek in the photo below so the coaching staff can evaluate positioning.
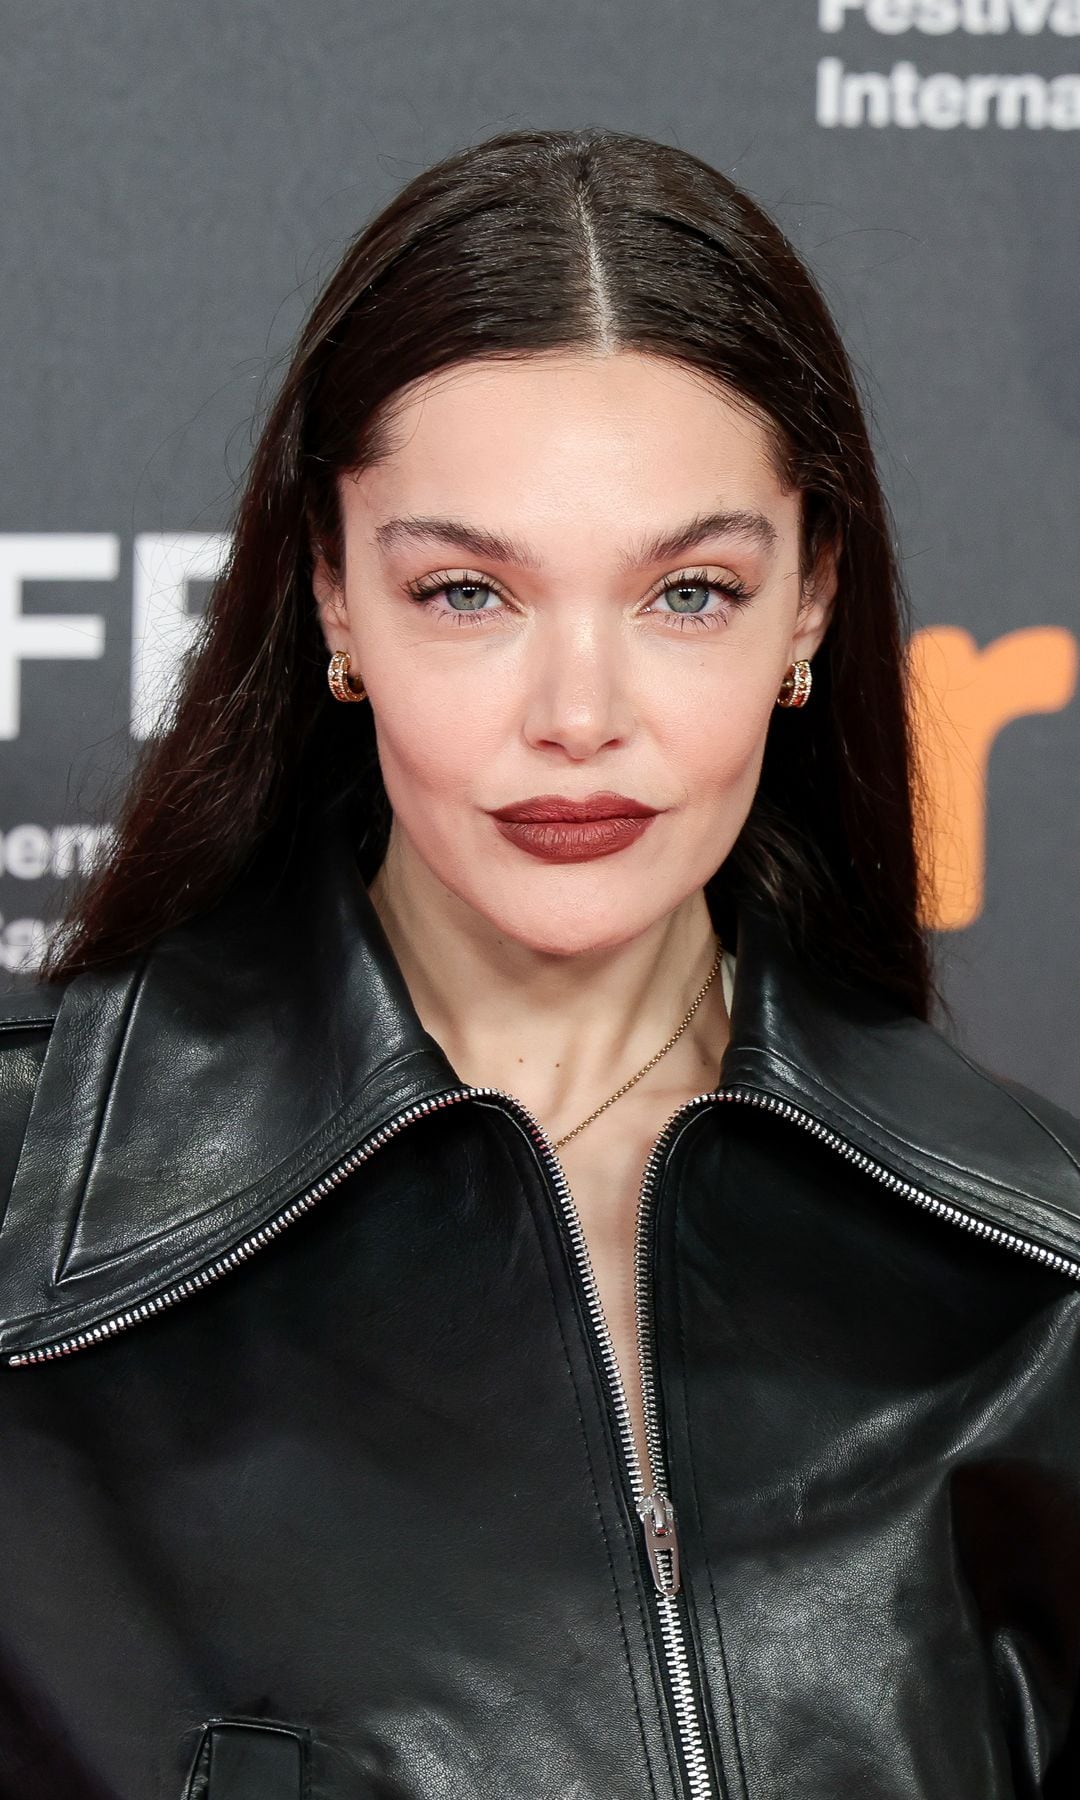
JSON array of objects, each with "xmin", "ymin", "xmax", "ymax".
[
  {"xmin": 367, "ymin": 671, "xmax": 499, "ymax": 820},
  {"xmin": 664, "ymin": 669, "xmax": 776, "ymax": 806}
]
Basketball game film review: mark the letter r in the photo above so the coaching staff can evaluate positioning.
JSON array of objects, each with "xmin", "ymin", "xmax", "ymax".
[
  {"xmin": 908, "ymin": 625, "xmax": 1078, "ymax": 929},
  {"xmin": 818, "ymin": 0, "xmax": 865, "ymax": 27}
]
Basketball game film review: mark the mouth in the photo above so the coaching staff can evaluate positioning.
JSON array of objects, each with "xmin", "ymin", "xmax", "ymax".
[
  {"xmin": 488, "ymin": 792, "xmax": 661, "ymax": 863},
  {"xmin": 491, "ymin": 792, "xmax": 659, "ymax": 824}
]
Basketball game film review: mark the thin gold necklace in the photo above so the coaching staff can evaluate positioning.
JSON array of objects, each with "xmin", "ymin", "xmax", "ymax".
[{"xmin": 552, "ymin": 937, "xmax": 725, "ymax": 1150}]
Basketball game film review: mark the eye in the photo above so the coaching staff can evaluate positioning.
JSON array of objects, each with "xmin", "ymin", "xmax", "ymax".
[
  {"xmin": 404, "ymin": 573, "xmax": 509, "ymax": 626},
  {"xmin": 644, "ymin": 569, "xmax": 753, "ymax": 629},
  {"xmin": 404, "ymin": 565, "xmax": 754, "ymax": 630}
]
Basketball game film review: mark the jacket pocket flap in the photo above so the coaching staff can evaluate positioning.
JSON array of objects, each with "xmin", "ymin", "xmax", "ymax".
[{"xmin": 184, "ymin": 1719, "xmax": 306, "ymax": 1799}]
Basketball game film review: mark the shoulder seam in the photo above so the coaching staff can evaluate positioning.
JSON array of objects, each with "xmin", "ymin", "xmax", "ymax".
[{"xmin": 968, "ymin": 1060, "xmax": 1080, "ymax": 1175}]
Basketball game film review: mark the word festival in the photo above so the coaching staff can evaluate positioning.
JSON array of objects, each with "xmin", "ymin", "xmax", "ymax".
[{"xmin": 820, "ymin": 0, "xmax": 1080, "ymax": 28}]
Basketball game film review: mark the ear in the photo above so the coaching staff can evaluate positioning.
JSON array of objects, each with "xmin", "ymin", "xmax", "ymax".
[
  {"xmin": 312, "ymin": 551, "xmax": 350, "ymax": 655},
  {"xmin": 790, "ymin": 535, "xmax": 839, "ymax": 665}
]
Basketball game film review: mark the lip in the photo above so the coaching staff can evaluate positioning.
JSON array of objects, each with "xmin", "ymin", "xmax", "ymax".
[
  {"xmin": 488, "ymin": 793, "xmax": 661, "ymax": 864},
  {"xmin": 490, "ymin": 792, "xmax": 659, "ymax": 823}
]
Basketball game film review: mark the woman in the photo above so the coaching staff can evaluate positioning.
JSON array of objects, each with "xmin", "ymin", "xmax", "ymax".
[{"xmin": 2, "ymin": 125, "xmax": 1079, "ymax": 1800}]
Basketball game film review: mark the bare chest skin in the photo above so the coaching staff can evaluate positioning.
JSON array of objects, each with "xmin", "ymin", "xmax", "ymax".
[
  {"xmin": 554, "ymin": 1065, "xmax": 726, "ymax": 1487},
  {"xmin": 557, "ymin": 1119, "xmax": 660, "ymax": 1482}
]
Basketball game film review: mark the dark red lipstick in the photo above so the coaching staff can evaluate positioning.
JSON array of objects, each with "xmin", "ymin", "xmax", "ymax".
[{"xmin": 489, "ymin": 792, "xmax": 660, "ymax": 863}]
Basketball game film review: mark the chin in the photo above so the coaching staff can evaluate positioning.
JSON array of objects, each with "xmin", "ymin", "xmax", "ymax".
[{"xmin": 459, "ymin": 884, "xmax": 672, "ymax": 961}]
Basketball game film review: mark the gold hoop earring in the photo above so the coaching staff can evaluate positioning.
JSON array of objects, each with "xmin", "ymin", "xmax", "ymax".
[
  {"xmin": 327, "ymin": 650, "xmax": 367, "ymax": 704},
  {"xmin": 776, "ymin": 659, "xmax": 812, "ymax": 708}
]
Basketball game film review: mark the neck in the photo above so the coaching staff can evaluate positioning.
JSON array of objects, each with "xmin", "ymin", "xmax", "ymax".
[{"xmin": 367, "ymin": 829, "xmax": 731, "ymax": 1138}]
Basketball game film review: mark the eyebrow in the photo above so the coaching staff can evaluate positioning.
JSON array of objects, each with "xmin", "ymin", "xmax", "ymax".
[{"xmin": 373, "ymin": 507, "xmax": 778, "ymax": 570}]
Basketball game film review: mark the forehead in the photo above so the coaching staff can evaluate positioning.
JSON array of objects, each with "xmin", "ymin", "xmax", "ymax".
[{"xmin": 344, "ymin": 350, "xmax": 794, "ymax": 535}]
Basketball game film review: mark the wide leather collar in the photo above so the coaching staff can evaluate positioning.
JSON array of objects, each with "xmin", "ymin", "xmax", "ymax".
[{"xmin": 3, "ymin": 794, "xmax": 1080, "ymax": 1362}]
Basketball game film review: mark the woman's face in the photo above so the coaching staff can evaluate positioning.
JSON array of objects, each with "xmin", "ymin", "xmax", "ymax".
[{"xmin": 314, "ymin": 349, "xmax": 835, "ymax": 956}]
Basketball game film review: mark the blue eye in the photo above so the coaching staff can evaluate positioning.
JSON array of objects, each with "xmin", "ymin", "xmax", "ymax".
[
  {"xmin": 656, "ymin": 582, "xmax": 717, "ymax": 615},
  {"xmin": 405, "ymin": 575, "xmax": 505, "ymax": 624},
  {"xmin": 647, "ymin": 572, "xmax": 752, "ymax": 627},
  {"xmin": 440, "ymin": 582, "xmax": 497, "ymax": 612},
  {"xmin": 405, "ymin": 566, "xmax": 753, "ymax": 630}
]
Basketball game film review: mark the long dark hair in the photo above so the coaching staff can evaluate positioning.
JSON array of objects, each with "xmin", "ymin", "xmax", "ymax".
[{"xmin": 39, "ymin": 126, "xmax": 938, "ymax": 1018}]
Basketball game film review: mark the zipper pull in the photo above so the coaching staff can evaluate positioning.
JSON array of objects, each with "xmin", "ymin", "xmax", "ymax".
[{"xmin": 637, "ymin": 1491, "xmax": 681, "ymax": 1596}]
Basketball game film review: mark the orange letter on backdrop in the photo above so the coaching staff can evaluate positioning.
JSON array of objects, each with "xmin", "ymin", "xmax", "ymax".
[{"xmin": 908, "ymin": 626, "xmax": 1078, "ymax": 931}]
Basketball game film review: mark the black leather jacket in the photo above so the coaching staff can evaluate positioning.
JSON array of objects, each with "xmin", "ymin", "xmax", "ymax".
[{"xmin": 3, "ymin": 798, "xmax": 1080, "ymax": 1800}]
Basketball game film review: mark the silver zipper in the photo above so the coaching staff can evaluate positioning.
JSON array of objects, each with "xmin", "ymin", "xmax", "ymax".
[
  {"xmin": 5, "ymin": 1089, "xmax": 478, "ymax": 1368},
  {"xmin": 11, "ymin": 1078, "xmax": 1079, "ymax": 1798},
  {"xmin": 715, "ymin": 1084, "xmax": 1080, "ymax": 1283},
  {"xmin": 612, "ymin": 1078, "xmax": 1080, "ymax": 1799},
  {"xmin": 508, "ymin": 1089, "xmax": 718, "ymax": 1800}
]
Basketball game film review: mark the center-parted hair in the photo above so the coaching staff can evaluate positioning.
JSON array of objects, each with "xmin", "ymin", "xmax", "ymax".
[{"xmin": 40, "ymin": 126, "xmax": 936, "ymax": 1017}]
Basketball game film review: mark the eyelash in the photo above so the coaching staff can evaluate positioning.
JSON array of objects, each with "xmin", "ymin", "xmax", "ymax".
[{"xmin": 403, "ymin": 567, "xmax": 754, "ymax": 631}]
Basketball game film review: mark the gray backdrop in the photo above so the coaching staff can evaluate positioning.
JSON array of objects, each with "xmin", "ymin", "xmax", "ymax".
[{"xmin": 1, "ymin": 1, "xmax": 1077, "ymax": 1111}]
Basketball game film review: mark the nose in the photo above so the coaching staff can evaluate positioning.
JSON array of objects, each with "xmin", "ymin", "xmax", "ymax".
[{"xmin": 520, "ymin": 609, "xmax": 635, "ymax": 761}]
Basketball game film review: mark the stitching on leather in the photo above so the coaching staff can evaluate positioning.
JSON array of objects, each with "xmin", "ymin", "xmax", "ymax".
[
  {"xmin": 670, "ymin": 1124, "xmax": 753, "ymax": 1800},
  {"xmin": 24, "ymin": 1052, "xmax": 465, "ymax": 1324},
  {"xmin": 490, "ymin": 1105, "xmax": 672, "ymax": 1800},
  {"xmin": 954, "ymin": 1054, "xmax": 1080, "ymax": 1179},
  {"xmin": 0, "ymin": 961, "xmax": 153, "ymax": 1299},
  {"xmin": 56, "ymin": 953, "xmax": 153, "ymax": 1278}
]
